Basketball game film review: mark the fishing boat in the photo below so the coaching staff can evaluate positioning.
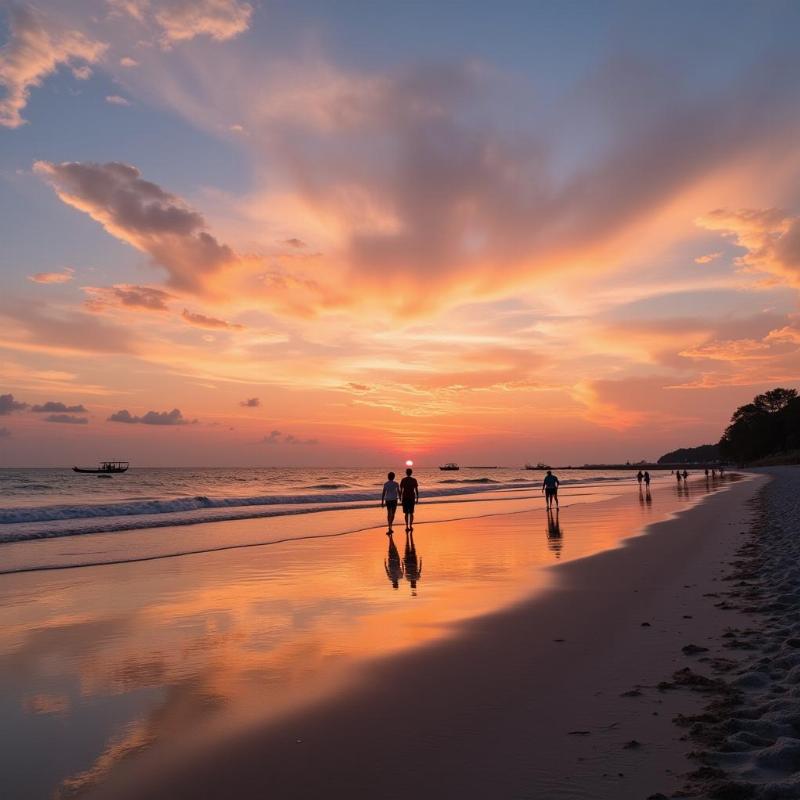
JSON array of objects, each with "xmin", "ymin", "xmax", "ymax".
[
  {"xmin": 73, "ymin": 461, "xmax": 129, "ymax": 474},
  {"xmin": 439, "ymin": 462, "xmax": 460, "ymax": 471}
]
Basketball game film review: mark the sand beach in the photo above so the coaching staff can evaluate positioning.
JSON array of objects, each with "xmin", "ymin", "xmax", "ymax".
[{"xmin": 3, "ymin": 470, "xmax": 793, "ymax": 799}]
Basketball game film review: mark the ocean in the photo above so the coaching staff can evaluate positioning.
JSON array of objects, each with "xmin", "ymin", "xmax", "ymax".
[{"xmin": 0, "ymin": 466, "xmax": 645, "ymax": 546}]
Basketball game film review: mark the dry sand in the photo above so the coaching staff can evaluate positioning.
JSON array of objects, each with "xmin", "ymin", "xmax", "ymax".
[{"xmin": 83, "ymin": 473, "xmax": 771, "ymax": 800}]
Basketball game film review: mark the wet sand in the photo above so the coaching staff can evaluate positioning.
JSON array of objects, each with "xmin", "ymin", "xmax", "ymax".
[{"xmin": 0, "ymin": 474, "xmax": 761, "ymax": 799}]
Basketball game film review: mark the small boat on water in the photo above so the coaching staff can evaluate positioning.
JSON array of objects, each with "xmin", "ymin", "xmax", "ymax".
[
  {"xmin": 73, "ymin": 461, "xmax": 129, "ymax": 474},
  {"xmin": 439, "ymin": 462, "xmax": 460, "ymax": 471},
  {"xmin": 524, "ymin": 462, "xmax": 550, "ymax": 470}
]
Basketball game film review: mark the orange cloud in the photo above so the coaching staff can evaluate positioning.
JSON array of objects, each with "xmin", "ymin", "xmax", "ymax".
[
  {"xmin": 108, "ymin": 0, "xmax": 253, "ymax": 47},
  {"xmin": 697, "ymin": 208, "xmax": 800, "ymax": 287},
  {"xmin": 0, "ymin": 5, "xmax": 107, "ymax": 128},
  {"xmin": 28, "ymin": 267, "xmax": 75, "ymax": 284},
  {"xmin": 694, "ymin": 251, "xmax": 722, "ymax": 264}
]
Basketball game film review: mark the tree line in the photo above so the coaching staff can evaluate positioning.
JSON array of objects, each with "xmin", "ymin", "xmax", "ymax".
[
  {"xmin": 719, "ymin": 387, "xmax": 800, "ymax": 464},
  {"xmin": 657, "ymin": 388, "xmax": 800, "ymax": 465}
]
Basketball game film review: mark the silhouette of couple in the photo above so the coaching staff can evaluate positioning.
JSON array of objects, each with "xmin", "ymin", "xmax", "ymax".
[{"xmin": 380, "ymin": 468, "xmax": 419, "ymax": 534}]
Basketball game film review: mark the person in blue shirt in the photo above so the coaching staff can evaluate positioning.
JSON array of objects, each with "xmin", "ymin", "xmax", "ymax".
[{"xmin": 542, "ymin": 470, "xmax": 560, "ymax": 510}]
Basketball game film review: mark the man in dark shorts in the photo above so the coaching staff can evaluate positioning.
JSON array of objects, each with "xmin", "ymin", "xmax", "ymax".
[
  {"xmin": 542, "ymin": 469, "xmax": 559, "ymax": 510},
  {"xmin": 399, "ymin": 467, "xmax": 419, "ymax": 532}
]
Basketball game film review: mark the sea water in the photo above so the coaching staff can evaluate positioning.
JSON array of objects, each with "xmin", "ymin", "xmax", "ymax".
[{"xmin": 0, "ymin": 466, "xmax": 648, "ymax": 545}]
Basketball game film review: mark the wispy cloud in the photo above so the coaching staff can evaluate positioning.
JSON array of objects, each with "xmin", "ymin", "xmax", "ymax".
[
  {"xmin": 108, "ymin": 0, "xmax": 253, "ymax": 47},
  {"xmin": 105, "ymin": 94, "xmax": 131, "ymax": 106},
  {"xmin": 694, "ymin": 252, "xmax": 722, "ymax": 265},
  {"xmin": 28, "ymin": 267, "xmax": 75, "ymax": 284},
  {"xmin": 240, "ymin": 397, "xmax": 259, "ymax": 407},
  {"xmin": 697, "ymin": 208, "xmax": 800, "ymax": 287},
  {"xmin": 261, "ymin": 429, "xmax": 318, "ymax": 445},
  {"xmin": 84, "ymin": 285, "xmax": 175, "ymax": 312},
  {"xmin": 181, "ymin": 309, "xmax": 243, "ymax": 329},
  {"xmin": 45, "ymin": 413, "xmax": 88, "ymax": 424},
  {"xmin": 0, "ymin": 4, "xmax": 106, "ymax": 128}
]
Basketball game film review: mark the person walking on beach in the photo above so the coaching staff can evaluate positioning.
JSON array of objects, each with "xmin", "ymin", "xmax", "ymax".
[
  {"xmin": 400, "ymin": 468, "xmax": 419, "ymax": 532},
  {"xmin": 381, "ymin": 471, "xmax": 400, "ymax": 534},
  {"xmin": 682, "ymin": 469, "xmax": 688, "ymax": 481},
  {"xmin": 636, "ymin": 470, "xmax": 644, "ymax": 486},
  {"xmin": 542, "ymin": 469, "xmax": 560, "ymax": 509},
  {"xmin": 644, "ymin": 470, "xmax": 651, "ymax": 487}
]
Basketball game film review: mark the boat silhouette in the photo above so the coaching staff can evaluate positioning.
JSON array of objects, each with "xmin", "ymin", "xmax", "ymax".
[{"xmin": 73, "ymin": 461, "xmax": 129, "ymax": 474}]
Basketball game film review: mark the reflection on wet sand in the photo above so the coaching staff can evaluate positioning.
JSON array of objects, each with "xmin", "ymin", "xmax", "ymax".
[
  {"xmin": 0, "ymin": 476, "xmax": 740, "ymax": 799},
  {"xmin": 385, "ymin": 534, "xmax": 403, "ymax": 589},
  {"xmin": 546, "ymin": 509, "xmax": 563, "ymax": 558},
  {"xmin": 404, "ymin": 531, "xmax": 423, "ymax": 595}
]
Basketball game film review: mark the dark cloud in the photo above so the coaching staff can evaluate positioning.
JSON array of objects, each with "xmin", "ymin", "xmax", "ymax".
[
  {"xmin": 261, "ymin": 429, "xmax": 317, "ymax": 445},
  {"xmin": 45, "ymin": 414, "xmax": 88, "ymax": 424},
  {"xmin": 108, "ymin": 408, "xmax": 196, "ymax": 425},
  {"xmin": 282, "ymin": 238, "xmax": 307, "ymax": 248},
  {"xmin": 240, "ymin": 397, "xmax": 260, "ymax": 407},
  {"xmin": 34, "ymin": 161, "xmax": 239, "ymax": 293},
  {"xmin": 31, "ymin": 401, "xmax": 88, "ymax": 413},
  {"xmin": 0, "ymin": 394, "xmax": 28, "ymax": 415},
  {"xmin": 343, "ymin": 382, "xmax": 373, "ymax": 393},
  {"xmin": 284, "ymin": 434, "xmax": 318, "ymax": 445},
  {"xmin": 84, "ymin": 285, "xmax": 175, "ymax": 312},
  {"xmin": 182, "ymin": 309, "xmax": 244, "ymax": 329}
]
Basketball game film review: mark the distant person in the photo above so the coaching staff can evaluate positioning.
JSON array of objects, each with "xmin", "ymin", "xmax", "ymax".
[
  {"xmin": 676, "ymin": 471, "xmax": 682, "ymax": 484},
  {"xmin": 404, "ymin": 530, "xmax": 422, "ymax": 593},
  {"xmin": 381, "ymin": 471, "xmax": 400, "ymax": 534},
  {"xmin": 704, "ymin": 468, "xmax": 709, "ymax": 478},
  {"xmin": 636, "ymin": 470, "xmax": 644, "ymax": 486},
  {"xmin": 384, "ymin": 534, "xmax": 403, "ymax": 589},
  {"xmin": 711, "ymin": 468, "xmax": 716, "ymax": 478},
  {"xmin": 399, "ymin": 468, "xmax": 419, "ymax": 532},
  {"xmin": 542, "ymin": 469, "xmax": 560, "ymax": 509},
  {"xmin": 644, "ymin": 471, "xmax": 651, "ymax": 487},
  {"xmin": 682, "ymin": 470, "xmax": 688, "ymax": 481},
  {"xmin": 719, "ymin": 466, "xmax": 725, "ymax": 476}
]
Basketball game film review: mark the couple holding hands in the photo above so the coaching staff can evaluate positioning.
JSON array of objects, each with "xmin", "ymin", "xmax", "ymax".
[{"xmin": 380, "ymin": 468, "xmax": 419, "ymax": 534}]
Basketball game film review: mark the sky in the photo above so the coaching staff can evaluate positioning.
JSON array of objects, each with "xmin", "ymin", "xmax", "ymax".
[{"xmin": 1, "ymin": 0, "xmax": 800, "ymax": 467}]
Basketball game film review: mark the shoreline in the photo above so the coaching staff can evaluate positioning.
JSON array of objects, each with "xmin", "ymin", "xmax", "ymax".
[{"xmin": 79, "ymin": 473, "xmax": 765, "ymax": 800}]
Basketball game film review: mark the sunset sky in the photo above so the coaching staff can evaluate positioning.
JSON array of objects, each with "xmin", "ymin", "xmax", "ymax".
[{"xmin": 1, "ymin": 0, "xmax": 800, "ymax": 466}]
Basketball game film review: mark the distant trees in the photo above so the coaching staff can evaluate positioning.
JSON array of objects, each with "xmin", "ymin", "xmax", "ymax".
[
  {"xmin": 657, "ymin": 444, "xmax": 720, "ymax": 465},
  {"xmin": 719, "ymin": 388, "xmax": 800, "ymax": 464}
]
